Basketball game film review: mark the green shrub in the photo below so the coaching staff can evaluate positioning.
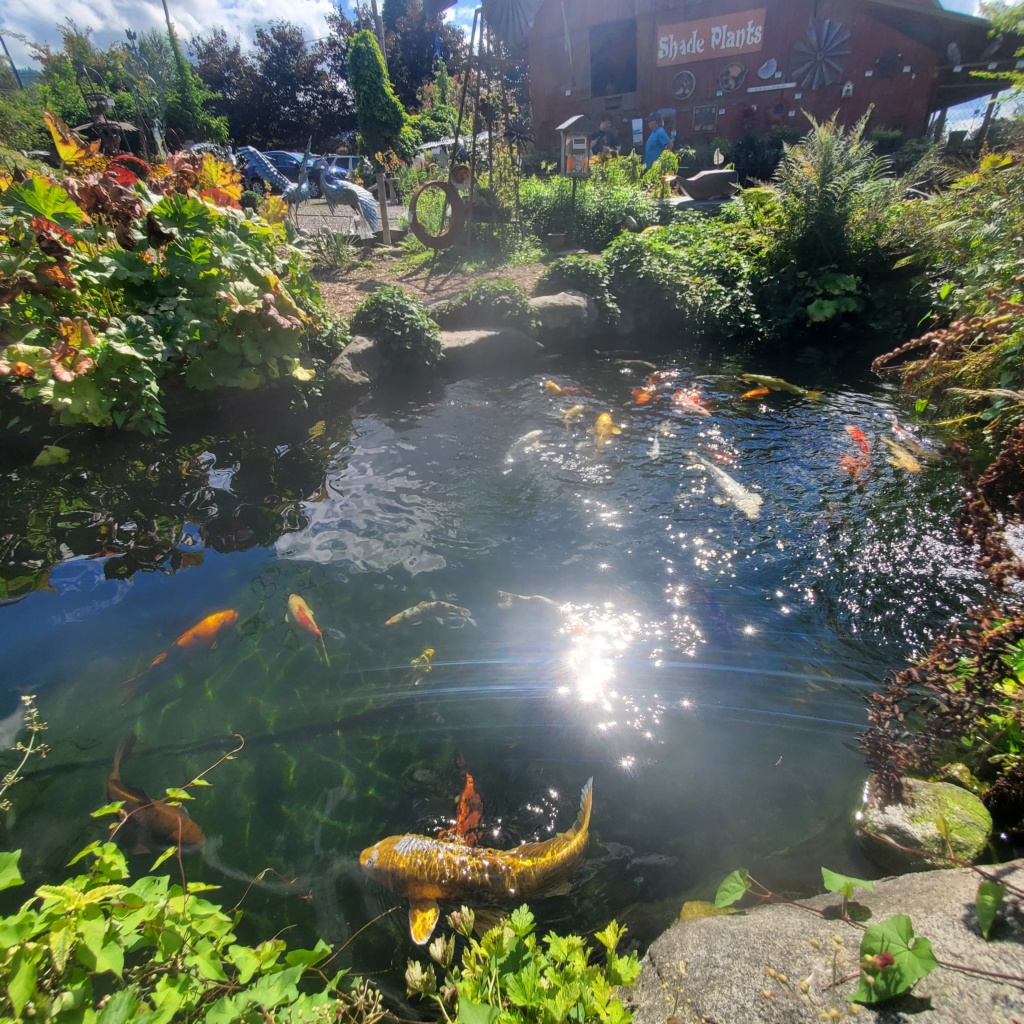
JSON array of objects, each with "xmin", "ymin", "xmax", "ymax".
[
  {"xmin": 0, "ymin": 161, "xmax": 324, "ymax": 434},
  {"xmin": 349, "ymin": 286, "xmax": 442, "ymax": 369},
  {"xmin": 239, "ymin": 189, "xmax": 261, "ymax": 212},
  {"xmin": 435, "ymin": 278, "xmax": 538, "ymax": 332},
  {"xmin": 604, "ymin": 224, "xmax": 758, "ymax": 339},
  {"xmin": 519, "ymin": 177, "xmax": 658, "ymax": 250},
  {"xmin": 0, "ymin": 844, "xmax": 385, "ymax": 1024},
  {"xmin": 534, "ymin": 255, "xmax": 620, "ymax": 327},
  {"xmin": 406, "ymin": 905, "xmax": 641, "ymax": 1024}
]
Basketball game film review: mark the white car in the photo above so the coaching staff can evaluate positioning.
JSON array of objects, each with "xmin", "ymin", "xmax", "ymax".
[{"xmin": 319, "ymin": 154, "xmax": 369, "ymax": 183}]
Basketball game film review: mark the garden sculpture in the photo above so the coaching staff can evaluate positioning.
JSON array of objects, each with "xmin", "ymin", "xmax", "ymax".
[
  {"xmin": 235, "ymin": 145, "xmax": 314, "ymax": 220},
  {"xmin": 311, "ymin": 159, "xmax": 382, "ymax": 234}
]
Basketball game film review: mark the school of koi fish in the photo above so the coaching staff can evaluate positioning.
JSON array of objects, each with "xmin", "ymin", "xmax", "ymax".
[{"xmin": 92, "ymin": 358, "xmax": 944, "ymax": 945}]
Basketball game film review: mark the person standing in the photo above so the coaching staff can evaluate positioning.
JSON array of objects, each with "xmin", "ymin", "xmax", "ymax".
[
  {"xmin": 644, "ymin": 114, "xmax": 672, "ymax": 168},
  {"xmin": 591, "ymin": 115, "xmax": 619, "ymax": 157}
]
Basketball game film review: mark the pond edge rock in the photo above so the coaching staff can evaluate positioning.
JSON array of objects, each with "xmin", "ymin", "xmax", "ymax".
[
  {"xmin": 624, "ymin": 858, "xmax": 1024, "ymax": 1024},
  {"xmin": 327, "ymin": 290, "xmax": 602, "ymax": 391}
]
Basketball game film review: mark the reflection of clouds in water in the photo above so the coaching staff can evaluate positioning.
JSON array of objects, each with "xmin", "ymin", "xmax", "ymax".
[{"xmin": 274, "ymin": 451, "xmax": 493, "ymax": 575}]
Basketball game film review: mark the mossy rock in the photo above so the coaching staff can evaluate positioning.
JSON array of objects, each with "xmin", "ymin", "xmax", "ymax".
[{"xmin": 859, "ymin": 777, "xmax": 992, "ymax": 873}]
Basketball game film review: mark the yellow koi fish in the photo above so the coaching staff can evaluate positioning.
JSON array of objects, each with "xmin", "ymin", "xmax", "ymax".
[
  {"xmin": 740, "ymin": 373, "xmax": 820, "ymax": 398},
  {"xmin": 385, "ymin": 601, "xmax": 477, "ymax": 627},
  {"xmin": 592, "ymin": 412, "xmax": 622, "ymax": 444},
  {"xmin": 360, "ymin": 778, "xmax": 593, "ymax": 944},
  {"xmin": 881, "ymin": 437, "xmax": 922, "ymax": 473},
  {"xmin": 286, "ymin": 594, "xmax": 329, "ymax": 665},
  {"xmin": 561, "ymin": 404, "xmax": 586, "ymax": 427}
]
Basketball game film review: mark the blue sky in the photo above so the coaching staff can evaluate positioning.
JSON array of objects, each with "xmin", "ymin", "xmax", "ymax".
[{"xmin": 1, "ymin": 0, "xmax": 982, "ymax": 74}]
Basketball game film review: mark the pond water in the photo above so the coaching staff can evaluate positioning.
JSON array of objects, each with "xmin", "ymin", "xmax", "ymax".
[{"xmin": 0, "ymin": 353, "xmax": 988, "ymax": 983}]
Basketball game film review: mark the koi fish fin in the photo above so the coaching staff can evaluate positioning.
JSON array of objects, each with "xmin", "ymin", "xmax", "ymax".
[
  {"xmin": 409, "ymin": 900, "xmax": 440, "ymax": 944},
  {"xmin": 472, "ymin": 908, "xmax": 505, "ymax": 936},
  {"xmin": 544, "ymin": 880, "xmax": 573, "ymax": 897},
  {"xmin": 574, "ymin": 777, "xmax": 593, "ymax": 834}
]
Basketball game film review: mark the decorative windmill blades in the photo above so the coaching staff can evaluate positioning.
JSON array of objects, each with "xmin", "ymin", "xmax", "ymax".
[
  {"xmin": 481, "ymin": 0, "xmax": 544, "ymax": 49},
  {"xmin": 792, "ymin": 18, "xmax": 853, "ymax": 90}
]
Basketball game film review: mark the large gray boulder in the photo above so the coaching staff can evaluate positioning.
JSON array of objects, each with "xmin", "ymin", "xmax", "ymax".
[
  {"xmin": 625, "ymin": 859, "xmax": 1024, "ymax": 1024},
  {"xmin": 327, "ymin": 335, "xmax": 381, "ymax": 390},
  {"xmin": 528, "ymin": 291, "xmax": 598, "ymax": 351}
]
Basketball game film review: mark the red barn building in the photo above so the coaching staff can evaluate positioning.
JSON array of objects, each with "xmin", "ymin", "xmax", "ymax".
[{"xmin": 525, "ymin": 0, "xmax": 1017, "ymax": 152}]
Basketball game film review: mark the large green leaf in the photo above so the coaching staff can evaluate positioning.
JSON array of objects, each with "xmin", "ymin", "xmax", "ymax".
[
  {"xmin": 4, "ymin": 178, "xmax": 86, "ymax": 228},
  {"xmin": 821, "ymin": 867, "xmax": 874, "ymax": 901},
  {"xmin": 976, "ymin": 880, "xmax": 1005, "ymax": 940},
  {"xmin": 714, "ymin": 868, "xmax": 750, "ymax": 908},
  {"xmin": 457, "ymin": 997, "xmax": 501, "ymax": 1024},
  {"xmin": 849, "ymin": 914, "xmax": 939, "ymax": 1004},
  {"xmin": 0, "ymin": 850, "xmax": 24, "ymax": 892}
]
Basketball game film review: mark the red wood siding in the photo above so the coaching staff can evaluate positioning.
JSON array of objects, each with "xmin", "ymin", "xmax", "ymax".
[{"xmin": 526, "ymin": 0, "xmax": 993, "ymax": 153}]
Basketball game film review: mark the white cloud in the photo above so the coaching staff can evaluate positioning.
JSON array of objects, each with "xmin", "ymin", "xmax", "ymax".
[{"xmin": 0, "ymin": 0, "xmax": 984, "ymax": 72}]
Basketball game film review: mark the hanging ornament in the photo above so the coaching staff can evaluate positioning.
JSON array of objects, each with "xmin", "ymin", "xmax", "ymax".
[{"xmin": 792, "ymin": 19, "xmax": 853, "ymax": 90}]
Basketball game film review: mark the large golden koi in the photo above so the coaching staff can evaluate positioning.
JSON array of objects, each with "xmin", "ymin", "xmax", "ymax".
[{"xmin": 360, "ymin": 778, "xmax": 593, "ymax": 944}]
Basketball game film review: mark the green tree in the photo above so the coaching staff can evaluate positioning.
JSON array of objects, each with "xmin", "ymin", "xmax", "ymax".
[{"xmin": 348, "ymin": 29, "xmax": 407, "ymax": 164}]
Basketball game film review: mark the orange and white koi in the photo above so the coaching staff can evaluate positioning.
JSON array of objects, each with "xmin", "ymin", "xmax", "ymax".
[
  {"xmin": 840, "ymin": 453, "xmax": 871, "ymax": 479},
  {"xmin": 386, "ymin": 601, "xmax": 477, "ymax": 628},
  {"xmin": 672, "ymin": 389, "xmax": 711, "ymax": 416},
  {"xmin": 286, "ymin": 593, "xmax": 330, "ymax": 665}
]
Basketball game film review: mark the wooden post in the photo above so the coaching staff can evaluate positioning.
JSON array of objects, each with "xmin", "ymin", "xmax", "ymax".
[{"xmin": 377, "ymin": 172, "xmax": 392, "ymax": 245}]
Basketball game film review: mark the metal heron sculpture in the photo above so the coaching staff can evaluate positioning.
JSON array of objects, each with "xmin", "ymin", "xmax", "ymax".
[{"xmin": 236, "ymin": 145, "xmax": 314, "ymax": 220}]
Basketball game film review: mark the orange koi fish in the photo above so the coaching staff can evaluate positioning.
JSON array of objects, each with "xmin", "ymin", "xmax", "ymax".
[
  {"xmin": 122, "ymin": 609, "xmax": 239, "ymax": 702},
  {"xmin": 440, "ymin": 757, "xmax": 484, "ymax": 847},
  {"xmin": 631, "ymin": 384, "xmax": 658, "ymax": 405},
  {"xmin": 106, "ymin": 734, "xmax": 205, "ymax": 853},
  {"xmin": 286, "ymin": 594, "xmax": 329, "ymax": 666},
  {"xmin": 740, "ymin": 387, "xmax": 770, "ymax": 400},
  {"xmin": 840, "ymin": 453, "xmax": 871, "ymax": 479},
  {"xmin": 845, "ymin": 425, "xmax": 871, "ymax": 454},
  {"xmin": 672, "ymin": 389, "xmax": 711, "ymax": 416},
  {"xmin": 545, "ymin": 380, "xmax": 576, "ymax": 394}
]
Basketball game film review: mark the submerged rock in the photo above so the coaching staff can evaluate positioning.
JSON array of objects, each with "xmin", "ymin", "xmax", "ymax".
[
  {"xmin": 626, "ymin": 859, "xmax": 1024, "ymax": 1024},
  {"xmin": 858, "ymin": 778, "xmax": 992, "ymax": 873},
  {"xmin": 438, "ymin": 328, "xmax": 543, "ymax": 375},
  {"xmin": 328, "ymin": 335, "xmax": 381, "ymax": 390}
]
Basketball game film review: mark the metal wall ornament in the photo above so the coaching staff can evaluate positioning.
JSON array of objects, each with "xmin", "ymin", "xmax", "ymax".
[
  {"xmin": 692, "ymin": 105, "xmax": 718, "ymax": 133},
  {"xmin": 671, "ymin": 70, "xmax": 696, "ymax": 100},
  {"xmin": 719, "ymin": 62, "xmax": 747, "ymax": 92},
  {"xmin": 757, "ymin": 57, "xmax": 778, "ymax": 79},
  {"xmin": 792, "ymin": 18, "xmax": 853, "ymax": 90}
]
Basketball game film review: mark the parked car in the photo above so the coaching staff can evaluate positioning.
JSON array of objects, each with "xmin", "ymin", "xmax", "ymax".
[
  {"xmin": 318, "ymin": 154, "xmax": 369, "ymax": 184},
  {"xmin": 241, "ymin": 150, "xmax": 322, "ymax": 198}
]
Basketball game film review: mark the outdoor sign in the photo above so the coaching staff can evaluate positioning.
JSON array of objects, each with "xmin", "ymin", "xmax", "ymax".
[{"xmin": 657, "ymin": 8, "xmax": 766, "ymax": 67}]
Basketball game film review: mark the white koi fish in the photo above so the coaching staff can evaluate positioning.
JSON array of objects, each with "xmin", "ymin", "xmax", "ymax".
[{"xmin": 686, "ymin": 451, "xmax": 763, "ymax": 520}]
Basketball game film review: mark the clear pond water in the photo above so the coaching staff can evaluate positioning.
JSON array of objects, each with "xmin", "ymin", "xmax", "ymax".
[{"xmin": 0, "ymin": 354, "xmax": 988, "ymax": 980}]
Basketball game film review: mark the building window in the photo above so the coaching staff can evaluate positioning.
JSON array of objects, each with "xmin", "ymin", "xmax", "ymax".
[{"xmin": 590, "ymin": 19, "xmax": 637, "ymax": 97}]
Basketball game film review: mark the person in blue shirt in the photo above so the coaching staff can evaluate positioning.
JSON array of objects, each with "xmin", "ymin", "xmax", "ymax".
[{"xmin": 644, "ymin": 115, "xmax": 672, "ymax": 168}]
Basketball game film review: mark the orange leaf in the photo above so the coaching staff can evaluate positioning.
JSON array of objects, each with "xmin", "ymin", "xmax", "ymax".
[{"xmin": 200, "ymin": 186, "xmax": 242, "ymax": 210}]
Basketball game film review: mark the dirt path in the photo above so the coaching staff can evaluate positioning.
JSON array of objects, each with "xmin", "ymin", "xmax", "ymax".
[{"xmin": 315, "ymin": 259, "xmax": 548, "ymax": 321}]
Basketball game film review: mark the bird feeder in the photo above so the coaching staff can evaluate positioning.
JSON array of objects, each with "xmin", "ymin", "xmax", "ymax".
[{"xmin": 556, "ymin": 115, "xmax": 591, "ymax": 178}]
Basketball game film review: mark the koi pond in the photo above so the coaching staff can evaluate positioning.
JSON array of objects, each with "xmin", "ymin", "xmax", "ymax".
[{"xmin": 0, "ymin": 353, "xmax": 989, "ymax": 984}]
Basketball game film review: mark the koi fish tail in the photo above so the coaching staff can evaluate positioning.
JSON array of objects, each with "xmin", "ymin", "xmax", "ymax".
[
  {"xmin": 112, "ymin": 732, "xmax": 137, "ymax": 779},
  {"xmin": 120, "ymin": 672, "xmax": 145, "ymax": 705},
  {"xmin": 573, "ymin": 777, "xmax": 593, "ymax": 835},
  {"xmin": 319, "ymin": 636, "xmax": 331, "ymax": 667}
]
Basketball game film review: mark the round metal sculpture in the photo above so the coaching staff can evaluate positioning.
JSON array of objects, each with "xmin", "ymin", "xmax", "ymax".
[
  {"xmin": 408, "ymin": 180, "xmax": 468, "ymax": 250},
  {"xmin": 719, "ymin": 63, "xmax": 747, "ymax": 93},
  {"xmin": 792, "ymin": 18, "xmax": 852, "ymax": 90},
  {"xmin": 671, "ymin": 70, "xmax": 696, "ymax": 101}
]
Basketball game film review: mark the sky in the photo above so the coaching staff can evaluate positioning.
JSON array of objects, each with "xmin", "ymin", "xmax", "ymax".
[{"xmin": 1, "ymin": 0, "xmax": 981, "ymax": 70}]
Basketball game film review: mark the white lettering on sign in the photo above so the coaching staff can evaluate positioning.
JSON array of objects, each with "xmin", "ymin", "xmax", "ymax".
[{"xmin": 657, "ymin": 8, "xmax": 766, "ymax": 67}]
